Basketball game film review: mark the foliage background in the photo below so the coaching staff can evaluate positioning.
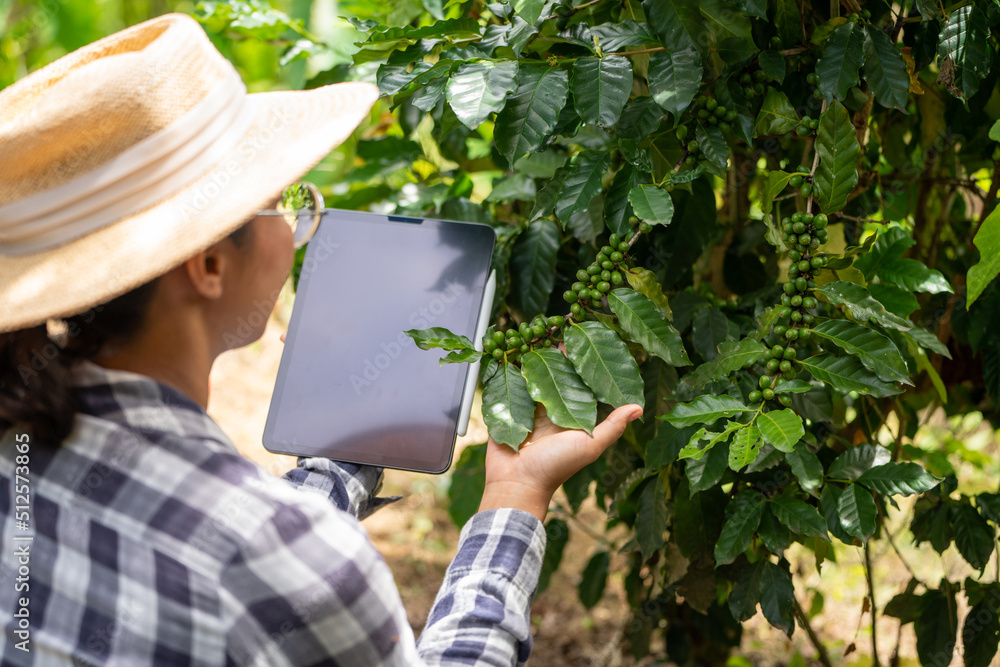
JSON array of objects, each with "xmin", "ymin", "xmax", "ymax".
[{"xmin": 5, "ymin": 0, "xmax": 1000, "ymax": 665}]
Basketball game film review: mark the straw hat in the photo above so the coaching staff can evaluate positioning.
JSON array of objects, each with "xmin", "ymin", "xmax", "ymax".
[{"xmin": 0, "ymin": 13, "xmax": 378, "ymax": 333}]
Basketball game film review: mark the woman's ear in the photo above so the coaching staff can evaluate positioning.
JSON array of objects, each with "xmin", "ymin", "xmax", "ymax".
[{"xmin": 183, "ymin": 242, "xmax": 232, "ymax": 300}]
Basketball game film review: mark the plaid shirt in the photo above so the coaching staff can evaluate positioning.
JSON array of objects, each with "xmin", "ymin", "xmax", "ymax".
[{"xmin": 0, "ymin": 361, "xmax": 545, "ymax": 665}]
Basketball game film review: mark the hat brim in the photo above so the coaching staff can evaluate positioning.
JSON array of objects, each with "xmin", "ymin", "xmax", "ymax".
[{"xmin": 0, "ymin": 81, "xmax": 379, "ymax": 333}]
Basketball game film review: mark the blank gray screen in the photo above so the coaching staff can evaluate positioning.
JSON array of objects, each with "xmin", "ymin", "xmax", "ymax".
[{"xmin": 263, "ymin": 210, "xmax": 495, "ymax": 473}]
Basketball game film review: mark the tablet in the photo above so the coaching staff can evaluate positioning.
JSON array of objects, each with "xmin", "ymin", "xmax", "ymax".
[{"xmin": 263, "ymin": 209, "xmax": 496, "ymax": 474}]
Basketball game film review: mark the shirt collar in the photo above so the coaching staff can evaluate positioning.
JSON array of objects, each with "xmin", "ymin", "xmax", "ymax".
[{"xmin": 71, "ymin": 359, "xmax": 233, "ymax": 446}]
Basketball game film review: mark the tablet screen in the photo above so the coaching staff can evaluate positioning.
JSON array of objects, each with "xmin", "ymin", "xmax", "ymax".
[{"xmin": 263, "ymin": 210, "xmax": 495, "ymax": 473}]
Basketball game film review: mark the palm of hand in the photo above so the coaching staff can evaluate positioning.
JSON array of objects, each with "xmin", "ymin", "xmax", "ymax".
[{"xmin": 484, "ymin": 404, "xmax": 640, "ymax": 500}]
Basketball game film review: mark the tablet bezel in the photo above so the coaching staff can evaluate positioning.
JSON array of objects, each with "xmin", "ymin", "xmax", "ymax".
[{"xmin": 262, "ymin": 209, "xmax": 496, "ymax": 474}]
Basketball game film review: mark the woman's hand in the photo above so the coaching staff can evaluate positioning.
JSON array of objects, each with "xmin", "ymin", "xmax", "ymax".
[{"xmin": 478, "ymin": 403, "xmax": 642, "ymax": 521}]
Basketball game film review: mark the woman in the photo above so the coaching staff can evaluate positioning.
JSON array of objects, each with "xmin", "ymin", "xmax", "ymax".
[{"xmin": 0, "ymin": 14, "xmax": 641, "ymax": 666}]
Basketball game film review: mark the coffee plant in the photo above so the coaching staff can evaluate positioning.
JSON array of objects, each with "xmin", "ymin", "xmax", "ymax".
[{"xmin": 183, "ymin": 0, "xmax": 1000, "ymax": 663}]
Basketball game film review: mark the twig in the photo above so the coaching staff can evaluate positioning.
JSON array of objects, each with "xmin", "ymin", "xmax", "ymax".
[
  {"xmin": 865, "ymin": 542, "xmax": 881, "ymax": 667},
  {"xmin": 836, "ymin": 214, "xmax": 891, "ymax": 225},
  {"xmin": 793, "ymin": 597, "xmax": 835, "ymax": 667},
  {"xmin": 970, "ymin": 161, "xmax": 1000, "ymax": 240},
  {"xmin": 609, "ymin": 46, "xmax": 667, "ymax": 57},
  {"xmin": 886, "ymin": 527, "xmax": 926, "ymax": 588}
]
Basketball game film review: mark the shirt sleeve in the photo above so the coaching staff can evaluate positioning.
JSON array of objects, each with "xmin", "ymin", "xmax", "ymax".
[
  {"xmin": 282, "ymin": 457, "xmax": 400, "ymax": 519},
  {"xmin": 220, "ymin": 498, "xmax": 424, "ymax": 667},
  {"xmin": 221, "ymin": 500, "xmax": 544, "ymax": 667},
  {"xmin": 416, "ymin": 509, "xmax": 546, "ymax": 667}
]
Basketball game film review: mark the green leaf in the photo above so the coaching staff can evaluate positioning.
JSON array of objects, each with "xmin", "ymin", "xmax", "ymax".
[
  {"xmin": 617, "ymin": 96, "xmax": 665, "ymax": 140},
  {"xmin": 905, "ymin": 327, "xmax": 951, "ymax": 360},
  {"xmin": 763, "ymin": 171, "xmax": 795, "ymax": 213},
  {"xmin": 820, "ymin": 485, "xmax": 854, "ymax": 543},
  {"xmin": 521, "ymin": 349, "xmax": 597, "ymax": 433},
  {"xmin": 643, "ymin": 0, "xmax": 708, "ymax": 55},
  {"xmin": 963, "ymin": 600, "xmax": 1000, "ymax": 667},
  {"xmin": 405, "ymin": 326, "xmax": 475, "ymax": 350},
  {"xmin": 978, "ymin": 493, "xmax": 1000, "ymax": 525},
  {"xmin": 878, "ymin": 258, "xmax": 952, "ymax": 294},
  {"xmin": 694, "ymin": 124, "xmax": 728, "ymax": 175},
  {"xmin": 511, "ymin": 0, "xmax": 546, "ymax": 24},
  {"xmin": 578, "ymin": 550, "xmax": 610, "ymax": 608},
  {"xmin": 681, "ymin": 420, "xmax": 744, "ymax": 460},
  {"xmin": 446, "ymin": 60, "xmax": 519, "ymax": 130},
  {"xmin": 815, "ymin": 22, "xmax": 865, "ymax": 101},
  {"xmin": 856, "ymin": 462, "xmax": 941, "ymax": 496},
  {"xmin": 565, "ymin": 321, "xmax": 645, "ymax": 409},
  {"xmin": 647, "ymin": 48, "xmax": 702, "ymax": 120},
  {"xmin": 681, "ymin": 338, "xmax": 767, "ymax": 391},
  {"xmin": 813, "ymin": 100, "xmax": 861, "ymax": 213},
  {"xmin": 495, "ymin": 64, "xmax": 570, "ymax": 165},
  {"xmin": 915, "ymin": 589, "xmax": 957, "ymax": 666},
  {"xmin": 829, "ymin": 444, "xmax": 892, "ymax": 481},
  {"xmin": 572, "ymin": 55, "xmax": 633, "ymax": 127},
  {"xmin": 700, "ymin": 0, "xmax": 757, "ymax": 63},
  {"xmin": 625, "ymin": 267, "xmax": 672, "ymax": 319},
  {"xmin": 487, "ymin": 174, "xmax": 537, "ymax": 203},
  {"xmin": 715, "ymin": 491, "xmax": 765, "ymax": 565},
  {"xmin": 753, "ymin": 88, "xmax": 799, "ymax": 137},
  {"xmin": 768, "ymin": 497, "xmax": 829, "ymax": 538},
  {"xmin": 729, "ymin": 423, "xmax": 761, "ymax": 470},
  {"xmin": 936, "ymin": 4, "xmax": 990, "ymax": 100},
  {"xmin": 555, "ymin": 150, "xmax": 611, "ymax": 222},
  {"xmin": 799, "ymin": 354, "xmax": 902, "ymax": 398},
  {"xmin": 604, "ymin": 166, "xmax": 643, "ymax": 237},
  {"xmin": 481, "ymin": 362, "xmax": 536, "ymax": 449},
  {"xmin": 691, "ymin": 307, "xmax": 732, "ymax": 362},
  {"xmin": 773, "ymin": 0, "xmax": 800, "ymax": 48},
  {"xmin": 439, "ymin": 348, "xmax": 483, "ymax": 365},
  {"xmin": 837, "ymin": 484, "xmax": 877, "ymax": 542},
  {"xmin": 589, "ymin": 20, "xmax": 657, "ymax": 52},
  {"xmin": 868, "ymin": 283, "xmax": 920, "ymax": 318},
  {"xmin": 758, "ymin": 561, "xmax": 796, "ymax": 636},
  {"xmin": 772, "ymin": 379, "xmax": 814, "ymax": 394},
  {"xmin": 686, "ymin": 437, "xmax": 730, "ymax": 494},
  {"xmin": 812, "ymin": 319, "xmax": 911, "ymax": 385},
  {"xmin": 786, "ymin": 446, "xmax": 824, "ymax": 494},
  {"xmin": 952, "ymin": 504, "xmax": 994, "ymax": 572},
  {"xmin": 674, "ymin": 480, "xmax": 726, "ymax": 557},
  {"xmin": 447, "ymin": 443, "xmax": 487, "ymax": 528},
  {"xmin": 628, "ymin": 185, "xmax": 675, "ymax": 226},
  {"xmin": 968, "ymin": 206, "xmax": 1000, "ymax": 306},
  {"xmin": 852, "ymin": 226, "xmax": 912, "ymax": 278},
  {"xmin": 756, "ymin": 409, "xmax": 804, "ymax": 453},
  {"xmin": 729, "ymin": 558, "xmax": 764, "ymax": 621},
  {"xmin": 663, "ymin": 395, "xmax": 752, "ymax": 428},
  {"xmin": 538, "ymin": 518, "xmax": 569, "ymax": 593},
  {"xmin": 510, "ymin": 219, "xmax": 560, "ymax": 318},
  {"xmin": 636, "ymin": 477, "xmax": 668, "ymax": 560},
  {"xmin": 758, "ymin": 50, "xmax": 786, "ymax": 82},
  {"xmin": 608, "ymin": 289, "xmax": 691, "ymax": 366},
  {"xmin": 815, "ymin": 281, "xmax": 912, "ymax": 331},
  {"xmin": 757, "ymin": 509, "xmax": 792, "ymax": 555},
  {"xmin": 862, "ymin": 25, "xmax": 909, "ymax": 110}
]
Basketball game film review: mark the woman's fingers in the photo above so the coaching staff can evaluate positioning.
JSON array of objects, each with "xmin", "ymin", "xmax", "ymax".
[{"xmin": 585, "ymin": 404, "xmax": 643, "ymax": 457}]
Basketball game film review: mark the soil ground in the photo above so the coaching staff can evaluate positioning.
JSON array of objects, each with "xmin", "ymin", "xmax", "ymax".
[{"xmin": 206, "ymin": 286, "xmax": 990, "ymax": 666}]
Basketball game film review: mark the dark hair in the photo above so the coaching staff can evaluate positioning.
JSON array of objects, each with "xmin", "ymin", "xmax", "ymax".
[{"xmin": 0, "ymin": 221, "xmax": 254, "ymax": 446}]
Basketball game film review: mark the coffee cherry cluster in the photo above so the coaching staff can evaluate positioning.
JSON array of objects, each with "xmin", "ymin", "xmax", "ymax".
[
  {"xmin": 748, "ymin": 211, "xmax": 830, "ymax": 406},
  {"xmin": 787, "ymin": 165, "xmax": 816, "ymax": 197},
  {"xmin": 483, "ymin": 314, "xmax": 567, "ymax": 361},
  {"xmin": 563, "ymin": 232, "xmax": 632, "ymax": 317},
  {"xmin": 737, "ymin": 69, "xmax": 768, "ymax": 99},
  {"xmin": 691, "ymin": 95, "xmax": 740, "ymax": 134}
]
